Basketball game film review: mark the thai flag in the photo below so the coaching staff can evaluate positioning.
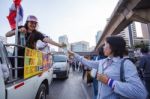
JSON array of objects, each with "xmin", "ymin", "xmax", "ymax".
[
  {"xmin": 13, "ymin": 0, "xmax": 21, "ymax": 7},
  {"xmin": 7, "ymin": 2, "xmax": 23, "ymax": 29}
]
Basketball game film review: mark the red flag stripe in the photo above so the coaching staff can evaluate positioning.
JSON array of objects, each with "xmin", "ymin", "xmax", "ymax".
[
  {"xmin": 13, "ymin": 0, "xmax": 21, "ymax": 7},
  {"xmin": 7, "ymin": 3, "xmax": 23, "ymax": 29}
]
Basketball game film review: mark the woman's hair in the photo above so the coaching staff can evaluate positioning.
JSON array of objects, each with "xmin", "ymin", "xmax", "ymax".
[
  {"xmin": 98, "ymin": 44, "xmax": 105, "ymax": 56},
  {"xmin": 106, "ymin": 36, "xmax": 126, "ymax": 58},
  {"xmin": 24, "ymin": 21, "xmax": 41, "ymax": 49}
]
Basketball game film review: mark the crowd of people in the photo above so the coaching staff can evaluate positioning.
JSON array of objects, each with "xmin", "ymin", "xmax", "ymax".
[
  {"xmin": 68, "ymin": 36, "xmax": 149, "ymax": 99},
  {"xmin": 3, "ymin": 14, "xmax": 150, "ymax": 99}
]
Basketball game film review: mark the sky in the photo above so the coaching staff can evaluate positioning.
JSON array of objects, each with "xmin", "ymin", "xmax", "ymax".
[{"xmin": 0, "ymin": 0, "xmax": 120, "ymax": 50}]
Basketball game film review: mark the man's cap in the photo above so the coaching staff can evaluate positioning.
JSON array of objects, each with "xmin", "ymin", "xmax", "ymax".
[{"xmin": 26, "ymin": 15, "xmax": 38, "ymax": 22}]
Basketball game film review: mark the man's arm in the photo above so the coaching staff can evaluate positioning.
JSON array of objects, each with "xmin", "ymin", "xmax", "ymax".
[
  {"xmin": 5, "ymin": 27, "xmax": 26, "ymax": 37},
  {"xmin": 5, "ymin": 30, "xmax": 15, "ymax": 37},
  {"xmin": 43, "ymin": 37, "xmax": 65, "ymax": 48}
]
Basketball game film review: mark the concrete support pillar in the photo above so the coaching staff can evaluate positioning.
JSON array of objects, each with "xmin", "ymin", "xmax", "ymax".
[
  {"xmin": 128, "ymin": 24, "xmax": 134, "ymax": 48},
  {"xmin": 147, "ymin": 23, "xmax": 150, "ymax": 48}
]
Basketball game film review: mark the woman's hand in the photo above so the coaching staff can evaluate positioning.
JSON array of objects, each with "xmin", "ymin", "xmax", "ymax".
[
  {"xmin": 68, "ymin": 50, "xmax": 75, "ymax": 56},
  {"xmin": 60, "ymin": 42, "xmax": 66, "ymax": 48},
  {"xmin": 97, "ymin": 73, "xmax": 109, "ymax": 84}
]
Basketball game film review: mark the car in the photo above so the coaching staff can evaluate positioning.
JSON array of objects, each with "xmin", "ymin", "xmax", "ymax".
[{"xmin": 52, "ymin": 54, "xmax": 70, "ymax": 79}]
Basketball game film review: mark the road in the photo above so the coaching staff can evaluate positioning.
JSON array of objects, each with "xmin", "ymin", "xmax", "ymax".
[{"xmin": 47, "ymin": 70, "xmax": 93, "ymax": 99}]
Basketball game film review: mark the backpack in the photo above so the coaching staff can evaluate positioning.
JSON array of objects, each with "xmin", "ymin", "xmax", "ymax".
[{"xmin": 120, "ymin": 58, "xmax": 127, "ymax": 82}]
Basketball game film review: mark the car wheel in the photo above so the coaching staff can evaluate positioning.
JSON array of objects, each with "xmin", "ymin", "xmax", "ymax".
[{"xmin": 36, "ymin": 84, "xmax": 47, "ymax": 99}]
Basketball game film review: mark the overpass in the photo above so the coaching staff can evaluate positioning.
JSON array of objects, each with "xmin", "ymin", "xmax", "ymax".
[{"xmin": 95, "ymin": 0, "xmax": 150, "ymax": 50}]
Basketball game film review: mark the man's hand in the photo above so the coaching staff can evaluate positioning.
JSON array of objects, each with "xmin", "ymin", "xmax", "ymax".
[
  {"xmin": 19, "ymin": 27, "xmax": 27, "ymax": 33},
  {"xmin": 97, "ymin": 73, "xmax": 109, "ymax": 84}
]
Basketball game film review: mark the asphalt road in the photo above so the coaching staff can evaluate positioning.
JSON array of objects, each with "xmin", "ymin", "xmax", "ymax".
[{"xmin": 47, "ymin": 70, "xmax": 93, "ymax": 99}]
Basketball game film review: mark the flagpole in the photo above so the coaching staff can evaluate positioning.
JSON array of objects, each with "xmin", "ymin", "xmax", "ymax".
[{"xmin": 14, "ymin": 6, "xmax": 19, "ymax": 79}]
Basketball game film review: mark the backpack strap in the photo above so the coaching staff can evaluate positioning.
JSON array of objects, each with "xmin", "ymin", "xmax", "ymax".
[{"xmin": 120, "ymin": 58, "xmax": 127, "ymax": 82}]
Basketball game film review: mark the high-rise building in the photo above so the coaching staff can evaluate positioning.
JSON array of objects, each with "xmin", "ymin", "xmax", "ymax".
[
  {"xmin": 89, "ymin": 46, "xmax": 95, "ymax": 52},
  {"xmin": 140, "ymin": 23, "xmax": 150, "ymax": 45},
  {"xmin": 96, "ymin": 30, "xmax": 102, "ymax": 44},
  {"xmin": 58, "ymin": 35, "xmax": 70, "ymax": 52},
  {"xmin": 141, "ymin": 23, "xmax": 150, "ymax": 40},
  {"xmin": 117, "ymin": 22, "xmax": 137, "ymax": 47},
  {"xmin": 71, "ymin": 41, "xmax": 89, "ymax": 52}
]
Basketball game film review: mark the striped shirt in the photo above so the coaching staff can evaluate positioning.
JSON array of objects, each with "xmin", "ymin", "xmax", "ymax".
[{"xmin": 74, "ymin": 54, "xmax": 147, "ymax": 99}]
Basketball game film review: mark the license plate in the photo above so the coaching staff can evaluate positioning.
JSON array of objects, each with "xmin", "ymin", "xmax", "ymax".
[{"xmin": 53, "ymin": 74, "xmax": 56, "ymax": 78}]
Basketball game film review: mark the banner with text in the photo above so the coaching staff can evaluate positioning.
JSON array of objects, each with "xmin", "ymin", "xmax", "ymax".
[{"xmin": 24, "ymin": 48, "xmax": 51, "ymax": 79}]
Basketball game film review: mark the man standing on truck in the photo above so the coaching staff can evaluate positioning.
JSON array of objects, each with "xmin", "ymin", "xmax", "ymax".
[
  {"xmin": 5, "ymin": 15, "xmax": 66, "ymax": 77},
  {"xmin": 6, "ymin": 15, "xmax": 66, "ymax": 49}
]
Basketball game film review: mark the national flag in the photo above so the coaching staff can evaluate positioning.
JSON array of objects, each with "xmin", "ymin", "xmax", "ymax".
[
  {"xmin": 7, "ymin": 3, "xmax": 23, "ymax": 29},
  {"xmin": 13, "ymin": 0, "xmax": 21, "ymax": 7}
]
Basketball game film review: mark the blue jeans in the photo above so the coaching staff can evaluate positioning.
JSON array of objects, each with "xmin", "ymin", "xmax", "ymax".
[{"xmin": 93, "ymin": 78, "xmax": 98, "ymax": 99}]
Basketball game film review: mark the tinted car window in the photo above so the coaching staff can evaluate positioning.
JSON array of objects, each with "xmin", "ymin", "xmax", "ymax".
[{"xmin": 53, "ymin": 55, "xmax": 67, "ymax": 62}]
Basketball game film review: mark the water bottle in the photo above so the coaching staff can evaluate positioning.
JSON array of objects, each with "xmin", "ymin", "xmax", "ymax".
[{"xmin": 20, "ymin": 32, "xmax": 26, "ymax": 46}]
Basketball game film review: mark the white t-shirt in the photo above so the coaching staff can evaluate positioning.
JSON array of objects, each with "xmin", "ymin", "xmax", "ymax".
[{"xmin": 36, "ymin": 40, "xmax": 50, "ymax": 54}]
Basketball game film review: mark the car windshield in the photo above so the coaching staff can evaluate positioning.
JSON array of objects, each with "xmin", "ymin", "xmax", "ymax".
[{"xmin": 53, "ymin": 55, "xmax": 67, "ymax": 62}]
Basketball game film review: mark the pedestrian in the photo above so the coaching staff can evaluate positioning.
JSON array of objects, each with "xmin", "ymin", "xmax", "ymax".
[
  {"xmin": 6, "ymin": 15, "xmax": 66, "ymax": 77},
  {"xmin": 90, "ymin": 45, "xmax": 106, "ymax": 99},
  {"xmin": 68, "ymin": 36, "xmax": 147, "ymax": 99},
  {"xmin": 78, "ymin": 62, "xmax": 83, "ymax": 72},
  {"xmin": 139, "ymin": 46, "xmax": 150, "ymax": 98},
  {"xmin": 82, "ymin": 64, "xmax": 86, "ymax": 80},
  {"xmin": 82, "ymin": 56, "xmax": 90, "ymax": 80}
]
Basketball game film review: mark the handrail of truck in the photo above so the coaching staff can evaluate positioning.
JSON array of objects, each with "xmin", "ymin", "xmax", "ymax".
[
  {"xmin": 3, "ymin": 43, "xmax": 25, "ymax": 82},
  {"xmin": 7, "ymin": 56, "xmax": 24, "ymax": 58},
  {"xmin": 4, "ymin": 44, "xmax": 25, "ymax": 48}
]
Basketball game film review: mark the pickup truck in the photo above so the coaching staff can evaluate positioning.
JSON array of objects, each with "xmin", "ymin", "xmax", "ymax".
[{"xmin": 0, "ymin": 41, "xmax": 53, "ymax": 99}]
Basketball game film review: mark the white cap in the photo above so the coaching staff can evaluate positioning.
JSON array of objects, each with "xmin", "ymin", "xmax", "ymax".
[{"xmin": 26, "ymin": 15, "xmax": 38, "ymax": 22}]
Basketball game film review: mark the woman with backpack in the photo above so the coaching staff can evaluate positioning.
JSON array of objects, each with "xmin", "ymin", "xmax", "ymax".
[{"xmin": 68, "ymin": 36, "xmax": 147, "ymax": 99}]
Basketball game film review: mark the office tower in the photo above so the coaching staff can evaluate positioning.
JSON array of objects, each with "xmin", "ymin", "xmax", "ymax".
[
  {"xmin": 58, "ymin": 35, "xmax": 70, "ymax": 52},
  {"xmin": 71, "ymin": 41, "xmax": 89, "ymax": 52},
  {"xmin": 96, "ymin": 30, "xmax": 102, "ymax": 44},
  {"xmin": 117, "ymin": 22, "xmax": 137, "ymax": 47}
]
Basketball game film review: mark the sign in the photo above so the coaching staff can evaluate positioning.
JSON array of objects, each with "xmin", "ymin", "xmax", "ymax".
[{"xmin": 24, "ymin": 48, "xmax": 51, "ymax": 79}]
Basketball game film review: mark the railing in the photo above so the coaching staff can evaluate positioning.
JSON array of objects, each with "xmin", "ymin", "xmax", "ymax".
[{"xmin": 4, "ymin": 44, "xmax": 25, "ymax": 82}]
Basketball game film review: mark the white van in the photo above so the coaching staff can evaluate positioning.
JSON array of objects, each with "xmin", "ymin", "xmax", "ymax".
[{"xmin": 52, "ymin": 54, "xmax": 70, "ymax": 79}]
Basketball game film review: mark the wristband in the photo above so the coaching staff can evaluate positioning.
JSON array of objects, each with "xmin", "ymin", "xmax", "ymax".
[{"xmin": 107, "ymin": 78, "xmax": 114, "ymax": 88}]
